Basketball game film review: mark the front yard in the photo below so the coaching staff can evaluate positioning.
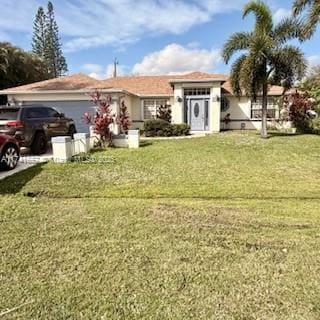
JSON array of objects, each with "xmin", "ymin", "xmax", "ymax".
[{"xmin": 1, "ymin": 132, "xmax": 320, "ymax": 319}]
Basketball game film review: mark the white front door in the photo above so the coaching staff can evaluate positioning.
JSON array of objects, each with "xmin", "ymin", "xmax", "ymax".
[{"xmin": 190, "ymin": 99, "xmax": 205, "ymax": 131}]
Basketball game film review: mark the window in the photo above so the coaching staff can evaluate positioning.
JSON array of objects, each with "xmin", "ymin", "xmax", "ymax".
[
  {"xmin": 45, "ymin": 108, "xmax": 60, "ymax": 118},
  {"xmin": 0, "ymin": 108, "xmax": 19, "ymax": 120},
  {"xmin": 205, "ymin": 100, "xmax": 209, "ymax": 127},
  {"xmin": 24, "ymin": 108, "xmax": 45, "ymax": 119},
  {"xmin": 143, "ymin": 99, "xmax": 168, "ymax": 120},
  {"xmin": 251, "ymin": 97, "xmax": 279, "ymax": 119},
  {"xmin": 184, "ymin": 88, "xmax": 210, "ymax": 96}
]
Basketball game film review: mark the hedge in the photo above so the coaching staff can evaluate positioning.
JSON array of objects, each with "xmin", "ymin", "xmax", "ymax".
[{"xmin": 144, "ymin": 119, "xmax": 190, "ymax": 137}]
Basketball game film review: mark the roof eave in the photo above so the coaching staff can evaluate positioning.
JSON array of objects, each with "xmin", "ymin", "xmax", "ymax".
[
  {"xmin": 169, "ymin": 78, "xmax": 227, "ymax": 84},
  {"xmin": 0, "ymin": 88, "xmax": 137, "ymax": 96}
]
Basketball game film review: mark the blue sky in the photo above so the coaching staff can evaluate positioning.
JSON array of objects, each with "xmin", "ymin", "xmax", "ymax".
[{"xmin": 1, "ymin": 0, "xmax": 320, "ymax": 79}]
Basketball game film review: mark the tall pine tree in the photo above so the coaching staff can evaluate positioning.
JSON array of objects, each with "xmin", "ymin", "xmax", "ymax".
[
  {"xmin": 32, "ymin": 1, "xmax": 68, "ymax": 78},
  {"xmin": 32, "ymin": 7, "xmax": 47, "ymax": 63}
]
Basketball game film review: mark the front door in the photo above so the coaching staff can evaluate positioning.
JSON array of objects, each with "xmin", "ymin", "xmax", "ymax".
[{"xmin": 190, "ymin": 99, "xmax": 205, "ymax": 131}]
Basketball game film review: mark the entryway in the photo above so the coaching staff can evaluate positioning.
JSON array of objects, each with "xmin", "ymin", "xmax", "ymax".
[{"xmin": 184, "ymin": 89, "xmax": 210, "ymax": 131}]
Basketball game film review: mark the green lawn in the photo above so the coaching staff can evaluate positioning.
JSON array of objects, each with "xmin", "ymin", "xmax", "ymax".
[{"xmin": 1, "ymin": 132, "xmax": 320, "ymax": 319}]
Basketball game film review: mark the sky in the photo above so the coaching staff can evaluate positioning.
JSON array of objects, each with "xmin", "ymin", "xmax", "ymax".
[{"xmin": 1, "ymin": 0, "xmax": 320, "ymax": 79}]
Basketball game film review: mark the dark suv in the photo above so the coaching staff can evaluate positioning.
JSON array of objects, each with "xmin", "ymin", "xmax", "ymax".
[{"xmin": 0, "ymin": 105, "xmax": 76, "ymax": 154}]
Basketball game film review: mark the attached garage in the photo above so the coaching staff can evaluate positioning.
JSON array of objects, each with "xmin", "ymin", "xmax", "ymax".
[{"xmin": 27, "ymin": 100, "xmax": 95, "ymax": 133}]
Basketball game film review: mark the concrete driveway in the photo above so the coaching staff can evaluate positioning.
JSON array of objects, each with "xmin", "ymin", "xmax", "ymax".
[{"xmin": 0, "ymin": 147, "xmax": 53, "ymax": 181}]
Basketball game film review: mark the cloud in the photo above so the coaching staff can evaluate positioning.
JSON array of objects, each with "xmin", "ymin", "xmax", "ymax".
[
  {"xmin": 273, "ymin": 8, "xmax": 291, "ymax": 24},
  {"xmin": 80, "ymin": 63, "xmax": 126, "ymax": 79},
  {"xmin": 0, "ymin": 0, "xmax": 245, "ymax": 52},
  {"xmin": 132, "ymin": 43, "xmax": 222, "ymax": 75},
  {"xmin": 307, "ymin": 55, "xmax": 320, "ymax": 73}
]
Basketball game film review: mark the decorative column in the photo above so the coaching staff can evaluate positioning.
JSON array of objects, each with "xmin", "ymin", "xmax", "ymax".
[{"xmin": 210, "ymin": 83, "xmax": 221, "ymax": 133}]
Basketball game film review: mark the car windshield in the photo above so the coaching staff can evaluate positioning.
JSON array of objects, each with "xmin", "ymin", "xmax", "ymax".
[{"xmin": 0, "ymin": 108, "xmax": 19, "ymax": 120}]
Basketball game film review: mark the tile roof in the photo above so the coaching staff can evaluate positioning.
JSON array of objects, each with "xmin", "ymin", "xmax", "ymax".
[
  {"xmin": 5, "ymin": 73, "xmax": 100, "ymax": 92},
  {"xmin": 3, "ymin": 71, "xmax": 285, "ymax": 96},
  {"xmin": 97, "ymin": 71, "xmax": 228, "ymax": 96},
  {"xmin": 222, "ymin": 80, "xmax": 285, "ymax": 96}
]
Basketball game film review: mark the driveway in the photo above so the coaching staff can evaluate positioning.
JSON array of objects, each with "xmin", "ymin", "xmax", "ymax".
[{"xmin": 0, "ymin": 147, "xmax": 53, "ymax": 181}]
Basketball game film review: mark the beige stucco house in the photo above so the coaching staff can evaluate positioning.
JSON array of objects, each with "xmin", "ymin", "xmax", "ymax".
[{"xmin": 0, "ymin": 71, "xmax": 284, "ymax": 133}]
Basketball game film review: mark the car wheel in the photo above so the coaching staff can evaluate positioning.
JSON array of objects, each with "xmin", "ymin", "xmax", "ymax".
[
  {"xmin": 68, "ymin": 125, "xmax": 76, "ymax": 138},
  {"xmin": 31, "ymin": 132, "xmax": 47, "ymax": 155},
  {"xmin": 0, "ymin": 144, "xmax": 20, "ymax": 171}
]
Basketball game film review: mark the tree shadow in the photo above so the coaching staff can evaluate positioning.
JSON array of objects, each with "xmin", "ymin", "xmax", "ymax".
[
  {"xmin": 139, "ymin": 140, "xmax": 153, "ymax": 148},
  {"xmin": 267, "ymin": 131, "xmax": 303, "ymax": 138},
  {"xmin": 0, "ymin": 163, "xmax": 44, "ymax": 195}
]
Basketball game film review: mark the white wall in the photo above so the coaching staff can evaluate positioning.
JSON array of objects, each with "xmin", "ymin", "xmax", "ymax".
[
  {"xmin": 171, "ymin": 84, "xmax": 184, "ymax": 124},
  {"xmin": 220, "ymin": 95, "xmax": 280, "ymax": 130}
]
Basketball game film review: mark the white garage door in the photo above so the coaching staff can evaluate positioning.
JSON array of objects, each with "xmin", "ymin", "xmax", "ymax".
[{"xmin": 28, "ymin": 101, "xmax": 96, "ymax": 133}]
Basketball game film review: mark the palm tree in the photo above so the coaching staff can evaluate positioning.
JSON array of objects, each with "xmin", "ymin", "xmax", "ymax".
[
  {"xmin": 293, "ymin": 0, "xmax": 320, "ymax": 39},
  {"xmin": 223, "ymin": 0, "xmax": 307, "ymax": 138}
]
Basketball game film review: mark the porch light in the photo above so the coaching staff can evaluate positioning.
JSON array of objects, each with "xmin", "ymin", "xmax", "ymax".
[
  {"xmin": 212, "ymin": 95, "xmax": 220, "ymax": 102},
  {"xmin": 176, "ymin": 96, "xmax": 183, "ymax": 103}
]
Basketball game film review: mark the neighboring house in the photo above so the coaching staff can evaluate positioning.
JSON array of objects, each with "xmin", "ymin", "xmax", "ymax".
[{"xmin": 0, "ymin": 71, "xmax": 285, "ymax": 133}]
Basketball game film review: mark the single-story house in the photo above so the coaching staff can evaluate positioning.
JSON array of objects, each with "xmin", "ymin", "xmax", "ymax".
[{"xmin": 0, "ymin": 71, "xmax": 285, "ymax": 133}]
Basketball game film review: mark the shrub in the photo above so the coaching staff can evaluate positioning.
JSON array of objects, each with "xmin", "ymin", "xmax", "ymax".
[
  {"xmin": 311, "ymin": 117, "xmax": 320, "ymax": 135},
  {"xmin": 144, "ymin": 119, "xmax": 190, "ymax": 137},
  {"xmin": 83, "ymin": 90, "xmax": 114, "ymax": 147},
  {"xmin": 171, "ymin": 123, "xmax": 190, "ymax": 136},
  {"xmin": 281, "ymin": 92, "xmax": 317, "ymax": 133},
  {"xmin": 157, "ymin": 104, "xmax": 172, "ymax": 122},
  {"xmin": 144, "ymin": 119, "xmax": 170, "ymax": 137},
  {"xmin": 118, "ymin": 100, "xmax": 131, "ymax": 133}
]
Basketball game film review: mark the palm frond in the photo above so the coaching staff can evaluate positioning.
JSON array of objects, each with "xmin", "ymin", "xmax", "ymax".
[
  {"xmin": 293, "ymin": 0, "xmax": 313, "ymax": 16},
  {"xmin": 269, "ymin": 45, "xmax": 307, "ymax": 87},
  {"xmin": 273, "ymin": 17, "xmax": 302, "ymax": 43},
  {"xmin": 303, "ymin": 3, "xmax": 320, "ymax": 38},
  {"xmin": 243, "ymin": 0, "xmax": 273, "ymax": 34},
  {"xmin": 229, "ymin": 54, "xmax": 247, "ymax": 96},
  {"xmin": 222, "ymin": 32, "xmax": 252, "ymax": 64}
]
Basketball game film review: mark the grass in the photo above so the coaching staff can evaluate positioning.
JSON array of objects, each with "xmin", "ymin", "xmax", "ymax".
[{"xmin": 0, "ymin": 131, "xmax": 320, "ymax": 319}]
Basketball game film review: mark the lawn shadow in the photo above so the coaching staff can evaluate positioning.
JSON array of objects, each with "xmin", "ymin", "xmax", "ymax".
[
  {"xmin": 0, "ymin": 163, "xmax": 44, "ymax": 195},
  {"xmin": 267, "ymin": 131, "xmax": 303, "ymax": 138},
  {"xmin": 139, "ymin": 140, "xmax": 153, "ymax": 148}
]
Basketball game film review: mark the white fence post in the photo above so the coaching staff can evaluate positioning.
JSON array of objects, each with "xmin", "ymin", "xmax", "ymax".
[
  {"xmin": 51, "ymin": 136, "xmax": 73, "ymax": 163},
  {"xmin": 128, "ymin": 130, "xmax": 140, "ymax": 148},
  {"xmin": 74, "ymin": 133, "xmax": 90, "ymax": 154}
]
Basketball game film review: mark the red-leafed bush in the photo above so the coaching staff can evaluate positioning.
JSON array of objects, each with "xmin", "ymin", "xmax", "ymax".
[
  {"xmin": 119, "ymin": 100, "xmax": 131, "ymax": 133},
  {"xmin": 83, "ymin": 90, "xmax": 114, "ymax": 147},
  {"xmin": 281, "ymin": 92, "xmax": 317, "ymax": 133}
]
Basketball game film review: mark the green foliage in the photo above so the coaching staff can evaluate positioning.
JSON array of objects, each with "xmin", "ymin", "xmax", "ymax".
[
  {"xmin": 0, "ymin": 42, "xmax": 48, "ymax": 90},
  {"xmin": 311, "ymin": 116, "xmax": 320, "ymax": 134},
  {"xmin": 223, "ymin": 0, "xmax": 306, "ymax": 138},
  {"xmin": 32, "ymin": 2, "xmax": 68, "ymax": 78},
  {"xmin": 157, "ymin": 104, "xmax": 172, "ymax": 122},
  {"xmin": 293, "ymin": 0, "xmax": 320, "ymax": 39},
  {"xmin": 299, "ymin": 66, "xmax": 320, "ymax": 108},
  {"xmin": 32, "ymin": 7, "xmax": 47, "ymax": 70},
  {"xmin": 144, "ymin": 119, "xmax": 190, "ymax": 137}
]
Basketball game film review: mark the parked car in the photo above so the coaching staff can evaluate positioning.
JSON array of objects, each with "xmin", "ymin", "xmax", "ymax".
[
  {"xmin": 0, "ymin": 134, "xmax": 20, "ymax": 171},
  {"xmin": 0, "ymin": 105, "xmax": 76, "ymax": 154}
]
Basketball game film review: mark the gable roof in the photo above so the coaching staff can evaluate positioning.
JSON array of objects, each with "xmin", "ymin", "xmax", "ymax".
[{"xmin": 1, "ymin": 71, "xmax": 285, "ymax": 96}]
